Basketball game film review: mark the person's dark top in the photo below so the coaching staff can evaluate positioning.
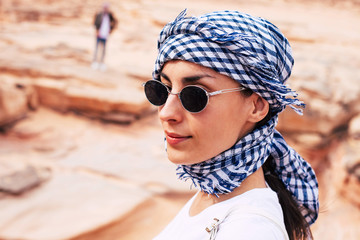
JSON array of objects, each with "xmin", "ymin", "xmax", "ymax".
[{"xmin": 94, "ymin": 11, "xmax": 117, "ymax": 33}]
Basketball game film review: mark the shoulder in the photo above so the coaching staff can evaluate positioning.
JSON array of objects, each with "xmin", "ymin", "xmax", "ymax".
[
  {"xmin": 217, "ymin": 215, "xmax": 287, "ymax": 240},
  {"xmin": 216, "ymin": 188, "xmax": 288, "ymax": 240},
  {"xmin": 224, "ymin": 188, "xmax": 284, "ymax": 216}
]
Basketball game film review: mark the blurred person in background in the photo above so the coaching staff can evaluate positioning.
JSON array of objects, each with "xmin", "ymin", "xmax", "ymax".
[
  {"xmin": 91, "ymin": 2, "xmax": 117, "ymax": 71},
  {"xmin": 143, "ymin": 9, "xmax": 319, "ymax": 240}
]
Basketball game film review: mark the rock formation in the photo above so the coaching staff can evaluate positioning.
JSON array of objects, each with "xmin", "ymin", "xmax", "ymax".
[{"xmin": 0, "ymin": 0, "xmax": 359, "ymax": 239}]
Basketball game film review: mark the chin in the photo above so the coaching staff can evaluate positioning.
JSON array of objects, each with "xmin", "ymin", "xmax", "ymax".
[
  {"xmin": 167, "ymin": 154, "xmax": 187, "ymax": 165},
  {"xmin": 167, "ymin": 149, "xmax": 204, "ymax": 166}
]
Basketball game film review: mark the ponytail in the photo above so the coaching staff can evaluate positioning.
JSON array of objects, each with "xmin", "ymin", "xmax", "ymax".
[{"xmin": 263, "ymin": 156, "xmax": 313, "ymax": 240}]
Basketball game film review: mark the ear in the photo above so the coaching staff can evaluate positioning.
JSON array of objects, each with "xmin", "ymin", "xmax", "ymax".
[{"xmin": 247, "ymin": 94, "xmax": 269, "ymax": 123}]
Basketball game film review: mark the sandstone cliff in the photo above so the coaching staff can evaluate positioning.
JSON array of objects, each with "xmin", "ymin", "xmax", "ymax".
[{"xmin": 0, "ymin": 0, "xmax": 359, "ymax": 239}]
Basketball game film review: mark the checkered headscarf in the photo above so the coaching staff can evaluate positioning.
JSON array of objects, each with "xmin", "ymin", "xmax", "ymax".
[{"xmin": 153, "ymin": 10, "xmax": 319, "ymax": 225}]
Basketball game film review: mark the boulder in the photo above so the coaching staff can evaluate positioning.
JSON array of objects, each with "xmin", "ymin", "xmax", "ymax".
[
  {"xmin": 0, "ymin": 160, "xmax": 46, "ymax": 195},
  {"xmin": 0, "ymin": 79, "xmax": 29, "ymax": 128}
]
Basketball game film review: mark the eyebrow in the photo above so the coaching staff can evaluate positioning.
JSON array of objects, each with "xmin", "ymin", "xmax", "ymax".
[{"xmin": 160, "ymin": 72, "xmax": 214, "ymax": 84}]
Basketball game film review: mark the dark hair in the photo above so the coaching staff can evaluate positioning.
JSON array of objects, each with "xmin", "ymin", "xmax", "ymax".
[
  {"xmin": 263, "ymin": 156, "xmax": 312, "ymax": 240},
  {"xmin": 242, "ymin": 89, "xmax": 313, "ymax": 240}
]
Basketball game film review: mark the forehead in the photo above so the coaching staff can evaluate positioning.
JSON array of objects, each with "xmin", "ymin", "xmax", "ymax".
[{"xmin": 160, "ymin": 60, "xmax": 240, "ymax": 88}]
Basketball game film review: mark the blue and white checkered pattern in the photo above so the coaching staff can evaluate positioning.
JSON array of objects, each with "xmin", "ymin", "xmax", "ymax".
[
  {"xmin": 154, "ymin": 10, "xmax": 319, "ymax": 225},
  {"xmin": 177, "ymin": 117, "xmax": 319, "ymax": 225},
  {"xmin": 153, "ymin": 9, "xmax": 305, "ymax": 114}
]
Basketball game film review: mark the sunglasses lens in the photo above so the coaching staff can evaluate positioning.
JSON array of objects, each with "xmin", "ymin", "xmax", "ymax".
[
  {"xmin": 144, "ymin": 81, "xmax": 168, "ymax": 106},
  {"xmin": 180, "ymin": 86, "xmax": 208, "ymax": 113}
]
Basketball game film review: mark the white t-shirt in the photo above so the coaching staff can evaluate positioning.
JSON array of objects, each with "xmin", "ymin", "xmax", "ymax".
[
  {"xmin": 98, "ymin": 13, "xmax": 111, "ymax": 39},
  {"xmin": 153, "ymin": 188, "xmax": 288, "ymax": 240}
]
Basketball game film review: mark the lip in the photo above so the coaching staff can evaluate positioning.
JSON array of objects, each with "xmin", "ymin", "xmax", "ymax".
[{"xmin": 165, "ymin": 131, "xmax": 192, "ymax": 145}]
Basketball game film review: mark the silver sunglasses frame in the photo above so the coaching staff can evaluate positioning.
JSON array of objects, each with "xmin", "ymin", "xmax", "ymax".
[{"xmin": 143, "ymin": 80, "xmax": 246, "ymax": 113}]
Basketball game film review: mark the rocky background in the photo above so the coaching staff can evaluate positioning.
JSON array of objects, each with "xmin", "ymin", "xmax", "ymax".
[{"xmin": 0, "ymin": 0, "xmax": 360, "ymax": 239}]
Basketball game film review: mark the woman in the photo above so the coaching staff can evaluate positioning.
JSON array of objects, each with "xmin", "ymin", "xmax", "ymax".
[{"xmin": 143, "ymin": 9, "xmax": 319, "ymax": 240}]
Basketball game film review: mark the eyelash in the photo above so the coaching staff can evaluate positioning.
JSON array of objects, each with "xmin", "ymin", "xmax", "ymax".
[
  {"xmin": 160, "ymin": 81, "xmax": 211, "ymax": 92},
  {"xmin": 161, "ymin": 81, "xmax": 172, "ymax": 90},
  {"xmin": 165, "ymin": 84, "xmax": 172, "ymax": 91}
]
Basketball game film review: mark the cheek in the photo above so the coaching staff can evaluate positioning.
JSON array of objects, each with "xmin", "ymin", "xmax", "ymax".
[
  {"xmin": 191, "ymin": 103, "xmax": 246, "ymax": 156},
  {"xmin": 193, "ymin": 115, "xmax": 224, "ymax": 142},
  {"xmin": 213, "ymin": 97, "xmax": 252, "ymax": 136}
]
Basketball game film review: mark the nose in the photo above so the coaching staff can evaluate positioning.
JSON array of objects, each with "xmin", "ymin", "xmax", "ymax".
[{"xmin": 158, "ymin": 92, "xmax": 184, "ymax": 123}]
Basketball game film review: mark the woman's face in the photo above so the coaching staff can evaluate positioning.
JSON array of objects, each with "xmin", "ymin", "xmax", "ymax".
[{"xmin": 158, "ymin": 60, "xmax": 256, "ymax": 165}]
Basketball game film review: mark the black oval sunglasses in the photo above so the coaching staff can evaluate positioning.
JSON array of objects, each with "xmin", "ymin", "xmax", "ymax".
[{"xmin": 142, "ymin": 80, "xmax": 246, "ymax": 113}]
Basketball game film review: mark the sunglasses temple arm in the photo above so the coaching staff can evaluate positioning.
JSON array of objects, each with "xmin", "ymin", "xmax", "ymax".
[{"xmin": 208, "ymin": 87, "xmax": 246, "ymax": 96}]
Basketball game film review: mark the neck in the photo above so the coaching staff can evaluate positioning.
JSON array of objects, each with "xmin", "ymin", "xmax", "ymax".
[{"xmin": 189, "ymin": 167, "xmax": 266, "ymax": 216}]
